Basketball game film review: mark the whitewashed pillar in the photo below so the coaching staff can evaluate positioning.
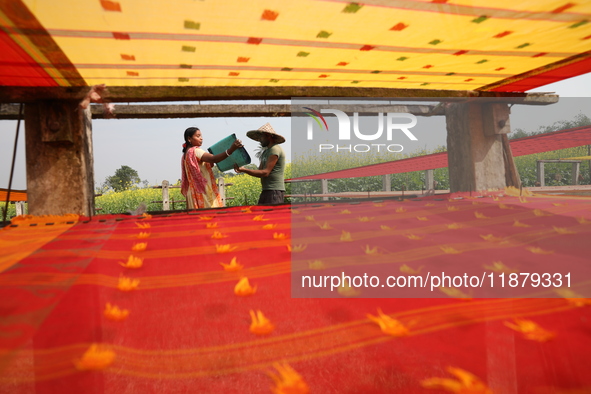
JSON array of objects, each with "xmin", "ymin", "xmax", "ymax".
[
  {"xmin": 321, "ymin": 179, "xmax": 328, "ymax": 201},
  {"xmin": 217, "ymin": 178, "xmax": 226, "ymax": 207},
  {"xmin": 162, "ymin": 180, "xmax": 169, "ymax": 210}
]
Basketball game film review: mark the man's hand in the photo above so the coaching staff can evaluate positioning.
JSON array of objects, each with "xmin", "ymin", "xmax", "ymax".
[{"xmin": 234, "ymin": 155, "xmax": 277, "ymax": 178}]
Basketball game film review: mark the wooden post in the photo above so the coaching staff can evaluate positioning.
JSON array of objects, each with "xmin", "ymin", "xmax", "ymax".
[
  {"xmin": 501, "ymin": 134, "xmax": 521, "ymax": 188},
  {"xmin": 162, "ymin": 180, "xmax": 170, "ymax": 210},
  {"xmin": 382, "ymin": 175, "xmax": 391, "ymax": 192},
  {"xmin": 321, "ymin": 179, "xmax": 328, "ymax": 201},
  {"xmin": 537, "ymin": 161, "xmax": 545, "ymax": 187},
  {"xmin": 217, "ymin": 178, "xmax": 226, "ymax": 207},
  {"xmin": 24, "ymin": 101, "xmax": 94, "ymax": 216},
  {"xmin": 572, "ymin": 162, "xmax": 580, "ymax": 185}
]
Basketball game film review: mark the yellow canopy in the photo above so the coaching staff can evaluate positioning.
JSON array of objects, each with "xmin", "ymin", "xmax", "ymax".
[{"xmin": 1, "ymin": 0, "xmax": 591, "ymax": 93}]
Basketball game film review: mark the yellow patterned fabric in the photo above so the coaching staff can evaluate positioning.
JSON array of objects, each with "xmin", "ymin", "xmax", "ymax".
[{"xmin": 2, "ymin": 0, "xmax": 591, "ymax": 90}]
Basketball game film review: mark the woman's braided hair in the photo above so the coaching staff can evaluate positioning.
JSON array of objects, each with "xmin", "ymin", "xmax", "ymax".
[{"xmin": 182, "ymin": 127, "xmax": 199, "ymax": 154}]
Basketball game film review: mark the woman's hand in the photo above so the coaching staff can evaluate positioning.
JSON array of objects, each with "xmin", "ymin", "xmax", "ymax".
[{"xmin": 230, "ymin": 139, "xmax": 243, "ymax": 153}]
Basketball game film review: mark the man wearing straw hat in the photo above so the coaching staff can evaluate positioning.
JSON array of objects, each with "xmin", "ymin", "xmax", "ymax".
[{"xmin": 234, "ymin": 123, "xmax": 286, "ymax": 205}]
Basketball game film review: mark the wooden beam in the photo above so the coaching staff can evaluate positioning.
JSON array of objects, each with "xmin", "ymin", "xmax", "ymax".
[
  {"xmin": 1, "ymin": 103, "xmax": 445, "ymax": 119},
  {"xmin": 4, "ymin": 100, "xmax": 560, "ymax": 120},
  {"xmin": 0, "ymin": 86, "xmax": 559, "ymax": 104}
]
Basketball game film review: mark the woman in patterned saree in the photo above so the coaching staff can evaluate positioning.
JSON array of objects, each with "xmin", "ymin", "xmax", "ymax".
[{"xmin": 181, "ymin": 127, "xmax": 243, "ymax": 209}]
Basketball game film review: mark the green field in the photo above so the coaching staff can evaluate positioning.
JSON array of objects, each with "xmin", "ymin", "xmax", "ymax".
[{"xmin": 3, "ymin": 146, "xmax": 590, "ymax": 218}]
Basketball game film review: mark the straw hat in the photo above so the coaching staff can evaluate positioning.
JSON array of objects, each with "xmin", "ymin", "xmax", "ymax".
[{"xmin": 246, "ymin": 123, "xmax": 286, "ymax": 144}]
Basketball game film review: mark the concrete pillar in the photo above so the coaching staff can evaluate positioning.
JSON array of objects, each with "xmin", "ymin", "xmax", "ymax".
[
  {"xmin": 217, "ymin": 177, "xmax": 226, "ymax": 207},
  {"xmin": 382, "ymin": 174, "xmax": 391, "ymax": 192},
  {"xmin": 25, "ymin": 101, "xmax": 94, "ymax": 216},
  {"xmin": 424, "ymin": 169, "xmax": 434, "ymax": 190},
  {"xmin": 572, "ymin": 162, "xmax": 580, "ymax": 185},
  {"xmin": 15, "ymin": 201, "xmax": 26, "ymax": 216},
  {"xmin": 162, "ymin": 180, "xmax": 170, "ymax": 210},
  {"xmin": 446, "ymin": 102, "xmax": 509, "ymax": 192},
  {"xmin": 537, "ymin": 161, "xmax": 545, "ymax": 187},
  {"xmin": 321, "ymin": 179, "xmax": 328, "ymax": 201}
]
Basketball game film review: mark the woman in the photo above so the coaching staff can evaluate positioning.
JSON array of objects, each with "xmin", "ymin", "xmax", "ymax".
[{"xmin": 181, "ymin": 127, "xmax": 242, "ymax": 209}]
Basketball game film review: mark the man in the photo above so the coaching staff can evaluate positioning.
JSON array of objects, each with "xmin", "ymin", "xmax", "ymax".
[{"xmin": 234, "ymin": 123, "xmax": 286, "ymax": 205}]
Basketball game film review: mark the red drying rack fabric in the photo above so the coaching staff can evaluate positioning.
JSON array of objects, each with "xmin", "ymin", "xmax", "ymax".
[{"xmin": 0, "ymin": 195, "xmax": 590, "ymax": 393}]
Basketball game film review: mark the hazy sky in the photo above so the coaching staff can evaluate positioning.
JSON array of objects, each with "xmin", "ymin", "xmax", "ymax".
[{"xmin": 1, "ymin": 74, "xmax": 590, "ymax": 191}]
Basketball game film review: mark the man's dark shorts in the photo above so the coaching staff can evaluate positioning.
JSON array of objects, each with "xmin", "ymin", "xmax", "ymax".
[{"xmin": 258, "ymin": 190, "xmax": 285, "ymax": 205}]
